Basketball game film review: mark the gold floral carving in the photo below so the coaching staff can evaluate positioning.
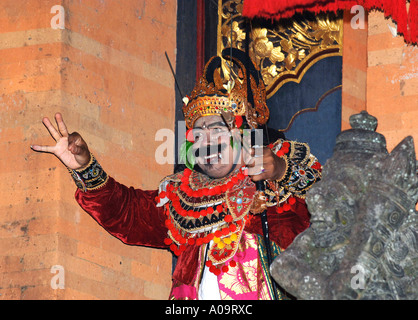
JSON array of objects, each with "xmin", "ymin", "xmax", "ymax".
[{"xmin": 217, "ymin": 0, "xmax": 343, "ymax": 98}]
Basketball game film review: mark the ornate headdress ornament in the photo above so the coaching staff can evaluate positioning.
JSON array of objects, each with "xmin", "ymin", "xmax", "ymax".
[{"xmin": 183, "ymin": 48, "xmax": 269, "ymax": 129}]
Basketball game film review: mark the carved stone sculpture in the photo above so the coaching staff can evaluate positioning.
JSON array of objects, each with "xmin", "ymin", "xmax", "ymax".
[{"xmin": 271, "ymin": 111, "xmax": 418, "ymax": 299}]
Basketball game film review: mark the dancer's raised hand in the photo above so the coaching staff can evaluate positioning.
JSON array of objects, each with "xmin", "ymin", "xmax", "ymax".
[{"xmin": 31, "ymin": 113, "xmax": 90, "ymax": 170}]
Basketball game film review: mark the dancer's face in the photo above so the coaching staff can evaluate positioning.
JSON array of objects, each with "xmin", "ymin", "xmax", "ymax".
[{"xmin": 192, "ymin": 115, "xmax": 242, "ymax": 178}]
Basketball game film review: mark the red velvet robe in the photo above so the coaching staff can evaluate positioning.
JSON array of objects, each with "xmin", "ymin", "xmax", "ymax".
[{"xmin": 75, "ymin": 175, "xmax": 311, "ymax": 298}]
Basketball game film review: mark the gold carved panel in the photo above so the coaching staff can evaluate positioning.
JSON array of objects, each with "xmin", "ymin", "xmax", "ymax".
[{"xmin": 217, "ymin": 0, "xmax": 343, "ymax": 98}]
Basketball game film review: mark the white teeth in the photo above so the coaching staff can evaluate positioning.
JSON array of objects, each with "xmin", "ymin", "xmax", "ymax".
[
  {"xmin": 204, "ymin": 154, "xmax": 218, "ymax": 160},
  {"xmin": 203, "ymin": 152, "xmax": 222, "ymax": 160}
]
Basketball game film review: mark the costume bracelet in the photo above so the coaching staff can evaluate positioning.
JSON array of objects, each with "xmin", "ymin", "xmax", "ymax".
[
  {"xmin": 272, "ymin": 141, "xmax": 292, "ymax": 185},
  {"xmin": 68, "ymin": 153, "xmax": 109, "ymax": 192}
]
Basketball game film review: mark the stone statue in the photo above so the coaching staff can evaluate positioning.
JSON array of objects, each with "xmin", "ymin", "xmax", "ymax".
[{"xmin": 271, "ymin": 111, "xmax": 418, "ymax": 299}]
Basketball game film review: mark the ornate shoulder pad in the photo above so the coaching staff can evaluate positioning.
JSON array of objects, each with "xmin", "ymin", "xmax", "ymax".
[
  {"xmin": 156, "ymin": 171, "xmax": 184, "ymax": 207},
  {"xmin": 267, "ymin": 139, "xmax": 322, "ymax": 203}
]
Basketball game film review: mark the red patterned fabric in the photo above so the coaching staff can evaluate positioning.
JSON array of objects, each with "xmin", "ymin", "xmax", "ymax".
[
  {"xmin": 75, "ymin": 176, "xmax": 311, "ymax": 287},
  {"xmin": 242, "ymin": 0, "xmax": 417, "ymax": 44}
]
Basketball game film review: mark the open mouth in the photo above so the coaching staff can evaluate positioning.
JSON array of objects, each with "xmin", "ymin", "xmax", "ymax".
[
  {"xmin": 197, "ymin": 144, "xmax": 227, "ymax": 164},
  {"xmin": 203, "ymin": 152, "xmax": 222, "ymax": 163}
]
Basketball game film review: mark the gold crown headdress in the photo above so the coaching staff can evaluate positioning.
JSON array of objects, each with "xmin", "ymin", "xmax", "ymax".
[{"xmin": 183, "ymin": 48, "xmax": 269, "ymax": 129}]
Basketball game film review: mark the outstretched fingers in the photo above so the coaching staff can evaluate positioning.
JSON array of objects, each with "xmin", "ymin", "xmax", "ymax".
[
  {"xmin": 32, "ymin": 113, "xmax": 71, "ymax": 154},
  {"xmin": 42, "ymin": 113, "xmax": 69, "ymax": 142},
  {"xmin": 42, "ymin": 116, "xmax": 62, "ymax": 141},
  {"xmin": 31, "ymin": 144, "xmax": 56, "ymax": 153},
  {"xmin": 55, "ymin": 113, "xmax": 69, "ymax": 137}
]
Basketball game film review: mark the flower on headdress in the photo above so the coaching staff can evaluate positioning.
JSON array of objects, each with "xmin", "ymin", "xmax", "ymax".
[
  {"xmin": 223, "ymin": 79, "xmax": 235, "ymax": 94},
  {"xmin": 180, "ymin": 134, "xmax": 195, "ymax": 170},
  {"xmin": 235, "ymin": 116, "xmax": 243, "ymax": 129},
  {"xmin": 186, "ymin": 128, "xmax": 194, "ymax": 143},
  {"xmin": 182, "ymin": 96, "xmax": 190, "ymax": 106}
]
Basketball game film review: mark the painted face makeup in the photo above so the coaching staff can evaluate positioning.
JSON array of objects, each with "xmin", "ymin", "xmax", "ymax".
[{"xmin": 192, "ymin": 115, "xmax": 239, "ymax": 178}]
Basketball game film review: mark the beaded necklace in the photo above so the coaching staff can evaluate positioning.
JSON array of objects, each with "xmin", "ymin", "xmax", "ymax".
[{"xmin": 158, "ymin": 166, "xmax": 252, "ymax": 275}]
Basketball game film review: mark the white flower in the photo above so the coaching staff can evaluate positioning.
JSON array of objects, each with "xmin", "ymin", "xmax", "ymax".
[{"xmin": 223, "ymin": 79, "xmax": 235, "ymax": 94}]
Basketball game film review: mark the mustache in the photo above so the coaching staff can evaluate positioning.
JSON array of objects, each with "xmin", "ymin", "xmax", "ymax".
[{"xmin": 195, "ymin": 143, "xmax": 228, "ymax": 158}]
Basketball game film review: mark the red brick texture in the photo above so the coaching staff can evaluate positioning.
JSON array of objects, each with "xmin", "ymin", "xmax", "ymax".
[
  {"xmin": 1, "ymin": 0, "xmax": 176, "ymax": 299},
  {"xmin": 342, "ymin": 9, "xmax": 417, "ymax": 154},
  {"xmin": 342, "ymin": 10, "xmax": 368, "ymax": 131},
  {"xmin": 366, "ymin": 11, "xmax": 418, "ymax": 154}
]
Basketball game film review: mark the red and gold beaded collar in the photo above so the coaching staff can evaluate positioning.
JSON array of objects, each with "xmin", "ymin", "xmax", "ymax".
[{"xmin": 157, "ymin": 167, "xmax": 256, "ymax": 275}]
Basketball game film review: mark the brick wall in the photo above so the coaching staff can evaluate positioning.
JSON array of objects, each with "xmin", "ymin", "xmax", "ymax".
[
  {"xmin": 1, "ymin": 0, "xmax": 176, "ymax": 299},
  {"xmin": 366, "ymin": 10, "xmax": 418, "ymax": 153},
  {"xmin": 342, "ymin": 10, "xmax": 368, "ymax": 131},
  {"xmin": 342, "ymin": 9, "xmax": 418, "ymax": 153}
]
